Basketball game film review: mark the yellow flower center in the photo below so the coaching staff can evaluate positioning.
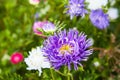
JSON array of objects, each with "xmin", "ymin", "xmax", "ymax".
[{"xmin": 59, "ymin": 44, "xmax": 72, "ymax": 54}]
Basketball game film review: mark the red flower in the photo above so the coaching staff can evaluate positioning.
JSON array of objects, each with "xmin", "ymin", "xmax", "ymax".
[{"xmin": 10, "ymin": 52, "xmax": 24, "ymax": 64}]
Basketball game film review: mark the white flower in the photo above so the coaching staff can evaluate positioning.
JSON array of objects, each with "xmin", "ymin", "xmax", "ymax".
[
  {"xmin": 107, "ymin": 8, "xmax": 119, "ymax": 20},
  {"xmin": 86, "ymin": 0, "xmax": 108, "ymax": 10},
  {"xmin": 29, "ymin": 0, "xmax": 40, "ymax": 5},
  {"xmin": 93, "ymin": 61, "xmax": 100, "ymax": 67},
  {"xmin": 24, "ymin": 47, "xmax": 51, "ymax": 76}
]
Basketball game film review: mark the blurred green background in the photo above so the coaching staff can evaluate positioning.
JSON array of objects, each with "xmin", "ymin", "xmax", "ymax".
[{"xmin": 0, "ymin": 0, "xmax": 120, "ymax": 80}]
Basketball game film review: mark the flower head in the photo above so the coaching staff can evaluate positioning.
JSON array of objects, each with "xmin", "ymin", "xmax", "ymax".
[
  {"xmin": 29, "ymin": 0, "xmax": 40, "ymax": 5},
  {"xmin": 10, "ymin": 52, "xmax": 24, "ymax": 64},
  {"xmin": 33, "ymin": 21, "xmax": 56, "ymax": 35},
  {"xmin": 67, "ymin": 0, "xmax": 87, "ymax": 19},
  {"xmin": 24, "ymin": 47, "xmax": 51, "ymax": 76},
  {"xmin": 86, "ymin": 0, "xmax": 108, "ymax": 10},
  {"xmin": 43, "ymin": 29, "xmax": 93, "ymax": 70},
  {"xmin": 33, "ymin": 21, "xmax": 46, "ymax": 34},
  {"xmin": 90, "ymin": 9, "xmax": 109, "ymax": 29},
  {"xmin": 107, "ymin": 8, "xmax": 119, "ymax": 20},
  {"xmin": 93, "ymin": 61, "xmax": 100, "ymax": 67},
  {"xmin": 42, "ymin": 22, "xmax": 56, "ymax": 33}
]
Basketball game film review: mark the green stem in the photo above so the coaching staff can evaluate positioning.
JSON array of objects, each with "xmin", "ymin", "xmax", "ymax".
[
  {"xmin": 70, "ymin": 73, "xmax": 73, "ymax": 80},
  {"xmin": 55, "ymin": 67, "xmax": 74, "ymax": 80},
  {"xmin": 50, "ymin": 68, "xmax": 55, "ymax": 80},
  {"xmin": 67, "ymin": 75, "xmax": 70, "ymax": 80},
  {"xmin": 67, "ymin": 70, "xmax": 74, "ymax": 80},
  {"xmin": 55, "ymin": 70, "xmax": 67, "ymax": 76}
]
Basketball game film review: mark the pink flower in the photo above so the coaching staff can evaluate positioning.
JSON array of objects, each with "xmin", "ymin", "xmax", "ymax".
[
  {"xmin": 10, "ymin": 52, "xmax": 24, "ymax": 64},
  {"xmin": 29, "ymin": 0, "xmax": 40, "ymax": 5},
  {"xmin": 33, "ymin": 21, "xmax": 56, "ymax": 36},
  {"xmin": 33, "ymin": 21, "xmax": 46, "ymax": 35}
]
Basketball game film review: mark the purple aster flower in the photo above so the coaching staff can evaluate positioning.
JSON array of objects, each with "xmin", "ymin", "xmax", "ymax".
[
  {"xmin": 43, "ymin": 29, "xmax": 93, "ymax": 70},
  {"xmin": 67, "ymin": 0, "xmax": 87, "ymax": 19},
  {"xmin": 90, "ymin": 9, "xmax": 109, "ymax": 29}
]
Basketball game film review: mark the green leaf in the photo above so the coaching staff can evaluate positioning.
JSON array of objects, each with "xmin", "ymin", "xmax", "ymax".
[
  {"xmin": 1, "ymin": 73, "xmax": 23, "ymax": 80},
  {"xmin": 5, "ymin": 0, "xmax": 17, "ymax": 9}
]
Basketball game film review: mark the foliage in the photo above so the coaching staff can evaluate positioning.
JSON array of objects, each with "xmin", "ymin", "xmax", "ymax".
[{"xmin": 0, "ymin": 0, "xmax": 120, "ymax": 80}]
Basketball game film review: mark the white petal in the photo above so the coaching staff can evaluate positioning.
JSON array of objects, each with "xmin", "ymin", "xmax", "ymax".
[
  {"xmin": 107, "ymin": 8, "xmax": 119, "ymax": 20},
  {"xmin": 24, "ymin": 46, "xmax": 51, "ymax": 76},
  {"xmin": 86, "ymin": 0, "xmax": 108, "ymax": 10}
]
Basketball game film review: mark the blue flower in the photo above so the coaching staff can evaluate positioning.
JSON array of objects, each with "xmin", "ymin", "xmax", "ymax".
[
  {"xmin": 66, "ymin": 0, "xmax": 87, "ymax": 19},
  {"xmin": 43, "ymin": 29, "xmax": 93, "ymax": 70},
  {"xmin": 90, "ymin": 9, "xmax": 109, "ymax": 29}
]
